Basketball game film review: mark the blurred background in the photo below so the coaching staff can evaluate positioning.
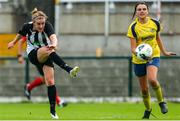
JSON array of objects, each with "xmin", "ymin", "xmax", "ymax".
[{"xmin": 0, "ymin": 0, "xmax": 180, "ymax": 103}]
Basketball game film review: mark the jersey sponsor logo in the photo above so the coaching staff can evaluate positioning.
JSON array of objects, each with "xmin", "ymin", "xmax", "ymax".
[{"xmin": 141, "ymin": 35, "xmax": 155, "ymax": 41}]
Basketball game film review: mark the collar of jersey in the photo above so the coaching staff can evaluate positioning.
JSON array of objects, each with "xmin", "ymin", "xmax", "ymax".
[{"xmin": 136, "ymin": 17, "xmax": 150, "ymax": 26}]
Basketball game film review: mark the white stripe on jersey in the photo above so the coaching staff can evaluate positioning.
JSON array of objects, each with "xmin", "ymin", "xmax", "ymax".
[{"xmin": 27, "ymin": 32, "xmax": 51, "ymax": 54}]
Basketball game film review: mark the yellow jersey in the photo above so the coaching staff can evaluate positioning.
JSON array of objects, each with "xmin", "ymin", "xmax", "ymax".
[{"xmin": 127, "ymin": 17, "xmax": 161, "ymax": 64}]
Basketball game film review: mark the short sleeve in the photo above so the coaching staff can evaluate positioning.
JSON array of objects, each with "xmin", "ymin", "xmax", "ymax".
[
  {"xmin": 127, "ymin": 22, "xmax": 137, "ymax": 39},
  {"xmin": 127, "ymin": 25, "xmax": 134, "ymax": 38},
  {"xmin": 44, "ymin": 21, "xmax": 55, "ymax": 37},
  {"xmin": 18, "ymin": 23, "xmax": 29, "ymax": 36},
  {"xmin": 151, "ymin": 18, "xmax": 161, "ymax": 33}
]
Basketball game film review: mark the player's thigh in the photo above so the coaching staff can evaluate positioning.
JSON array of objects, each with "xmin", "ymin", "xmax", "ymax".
[
  {"xmin": 147, "ymin": 58, "xmax": 160, "ymax": 81},
  {"xmin": 133, "ymin": 63, "xmax": 147, "ymax": 77},
  {"xmin": 37, "ymin": 47, "xmax": 51, "ymax": 63},
  {"xmin": 147, "ymin": 65, "xmax": 158, "ymax": 80}
]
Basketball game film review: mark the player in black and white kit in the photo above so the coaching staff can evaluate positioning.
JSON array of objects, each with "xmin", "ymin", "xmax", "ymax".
[
  {"xmin": 18, "ymin": 36, "xmax": 68, "ymax": 108},
  {"xmin": 8, "ymin": 8, "xmax": 79, "ymax": 119}
]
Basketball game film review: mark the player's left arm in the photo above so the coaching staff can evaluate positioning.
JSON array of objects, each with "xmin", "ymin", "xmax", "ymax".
[
  {"xmin": 49, "ymin": 34, "xmax": 58, "ymax": 50},
  {"xmin": 156, "ymin": 34, "xmax": 176, "ymax": 56},
  {"xmin": 45, "ymin": 21, "xmax": 58, "ymax": 50}
]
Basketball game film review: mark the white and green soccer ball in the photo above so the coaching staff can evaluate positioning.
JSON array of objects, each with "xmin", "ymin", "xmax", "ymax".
[{"xmin": 135, "ymin": 43, "xmax": 153, "ymax": 60}]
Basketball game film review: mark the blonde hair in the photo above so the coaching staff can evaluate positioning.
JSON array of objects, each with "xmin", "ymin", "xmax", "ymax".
[{"xmin": 31, "ymin": 8, "xmax": 48, "ymax": 20}]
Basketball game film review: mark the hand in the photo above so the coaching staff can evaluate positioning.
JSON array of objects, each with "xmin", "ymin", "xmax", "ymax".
[
  {"xmin": 48, "ymin": 45, "xmax": 57, "ymax": 50},
  {"xmin": 17, "ymin": 55, "xmax": 24, "ymax": 64},
  {"xmin": 8, "ymin": 41, "xmax": 15, "ymax": 49},
  {"xmin": 164, "ymin": 51, "xmax": 176, "ymax": 56}
]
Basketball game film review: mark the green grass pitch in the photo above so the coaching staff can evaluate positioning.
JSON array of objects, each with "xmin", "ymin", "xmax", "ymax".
[{"xmin": 0, "ymin": 102, "xmax": 180, "ymax": 120}]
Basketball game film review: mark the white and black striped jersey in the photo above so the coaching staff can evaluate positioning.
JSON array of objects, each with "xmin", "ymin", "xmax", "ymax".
[{"xmin": 18, "ymin": 21, "xmax": 55, "ymax": 55}]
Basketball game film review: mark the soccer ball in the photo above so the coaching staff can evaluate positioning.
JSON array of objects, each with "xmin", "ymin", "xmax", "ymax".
[{"xmin": 135, "ymin": 43, "xmax": 153, "ymax": 60}]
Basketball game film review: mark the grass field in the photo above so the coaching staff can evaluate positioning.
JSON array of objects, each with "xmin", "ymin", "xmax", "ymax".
[{"xmin": 0, "ymin": 102, "xmax": 180, "ymax": 120}]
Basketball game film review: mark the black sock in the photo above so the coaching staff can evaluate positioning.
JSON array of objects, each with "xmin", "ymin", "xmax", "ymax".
[
  {"xmin": 49, "ymin": 52, "xmax": 72, "ymax": 73},
  {"xmin": 47, "ymin": 85, "xmax": 56, "ymax": 115}
]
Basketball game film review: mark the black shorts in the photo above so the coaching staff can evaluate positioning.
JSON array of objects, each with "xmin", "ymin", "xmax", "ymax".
[{"xmin": 28, "ymin": 49, "xmax": 54, "ymax": 76}]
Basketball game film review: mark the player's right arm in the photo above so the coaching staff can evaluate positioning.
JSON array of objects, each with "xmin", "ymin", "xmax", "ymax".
[
  {"xmin": 17, "ymin": 36, "xmax": 26, "ymax": 64},
  {"xmin": 127, "ymin": 22, "xmax": 137, "ymax": 55},
  {"xmin": 8, "ymin": 22, "xmax": 28, "ymax": 49},
  {"xmin": 8, "ymin": 34, "xmax": 22, "ymax": 49},
  {"xmin": 130, "ymin": 37, "xmax": 137, "ymax": 55}
]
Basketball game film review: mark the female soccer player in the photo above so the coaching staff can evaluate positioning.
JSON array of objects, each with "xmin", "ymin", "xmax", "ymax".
[
  {"xmin": 8, "ymin": 8, "xmax": 79, "ymax": 119},
  {"xmin": 18, "ymin": 36, "xmax": 67, "ymax": 107},
  {"xmin": 127, "ymin": 2, "xmax": 176, "ymax": 119}
]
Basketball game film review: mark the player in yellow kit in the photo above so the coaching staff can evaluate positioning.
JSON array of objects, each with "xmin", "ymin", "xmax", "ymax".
[{"xmin": 127, "ymin": 1, "xmax": 176, "ymax": 119}]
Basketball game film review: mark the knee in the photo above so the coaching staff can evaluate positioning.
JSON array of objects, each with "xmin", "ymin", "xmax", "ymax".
[
  {"xmin": 45, "ymin": 79, "xmax": 55, "ymax": 86},
  {"xmin": 149, "ymin": 79, "xmax": 159, "ymax": 87},
  {"xmin": 38, "ymin": 47, "xmax": 51, "ymax": 56},
  {"xmin": 44, "ymin": 76, "xmax": 55, "ymax": 86}
]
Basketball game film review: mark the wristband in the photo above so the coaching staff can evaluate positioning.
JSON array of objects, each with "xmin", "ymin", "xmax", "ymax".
[{"xmin": 17, "ymin": 54, "xmax": 22, "ymax": 58}]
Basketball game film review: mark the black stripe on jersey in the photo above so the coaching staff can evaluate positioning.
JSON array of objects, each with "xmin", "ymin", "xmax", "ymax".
[
  {"xmin": 34, "ymin": 32, "xmax": 41, "ymax": 47},
  {"xmin": 131, "ymin": 22, "xmax": 137, "ymax": 39},
  {"xmin": 42, "ymin": 32, "xmax": 48, "ymax": 46},
  {"xmin": 27, "ymin": 32, "xmax": 34, "ymax": 46},
  {"xmin": 151, "ymin": 19, "xmax": 160, "ymax": 33}
]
